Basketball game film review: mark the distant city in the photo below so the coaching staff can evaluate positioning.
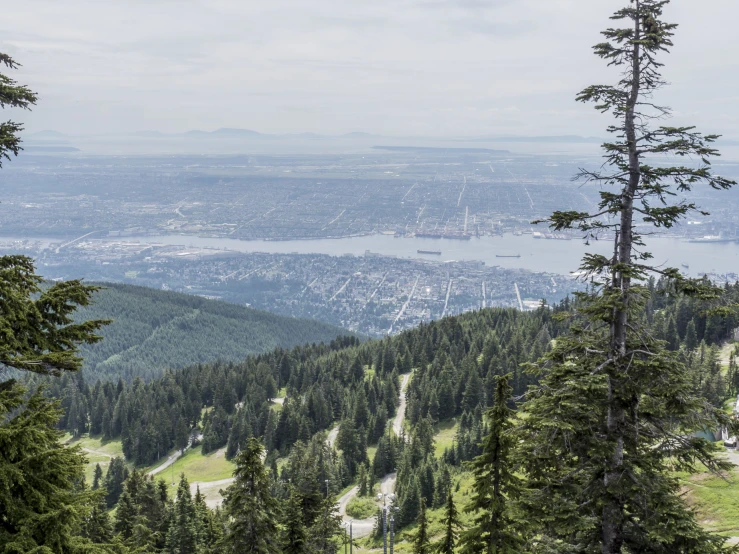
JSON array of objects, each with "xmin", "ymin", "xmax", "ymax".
[{"xmin": 3, "ymin": 147, "xmax": 739, "ymax": 335}]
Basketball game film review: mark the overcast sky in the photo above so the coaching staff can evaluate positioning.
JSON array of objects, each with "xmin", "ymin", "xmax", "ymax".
[{"xmin": 3, "ymin": 0, "xmax": 738, "ymax": 137}]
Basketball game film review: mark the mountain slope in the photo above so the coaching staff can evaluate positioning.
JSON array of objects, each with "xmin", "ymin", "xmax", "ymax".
[{"xmin": 75, "ymin": 283, "xmax": 349, "ymax": 382}]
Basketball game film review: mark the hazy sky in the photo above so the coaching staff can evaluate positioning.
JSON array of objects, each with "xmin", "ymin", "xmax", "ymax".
[{"xmin": 3, "ymin": 0, "xmax": 738, "ymax": 137}]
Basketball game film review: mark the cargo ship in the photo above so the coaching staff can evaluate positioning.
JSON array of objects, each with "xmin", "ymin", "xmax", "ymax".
[
  {"xmin": 496, "ymin": 254, "xmax": 521, "ymax": 258},
  {"xmin": 417, "ymin": 250, "xmax": 442, "ymax": 255}
]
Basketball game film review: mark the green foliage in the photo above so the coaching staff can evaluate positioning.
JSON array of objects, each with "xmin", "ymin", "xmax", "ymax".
[
  {"xmin": 411, "ymin": 497, "xmax": 431, "ymax": 554},
  {"xmin": 0, "ymin": 53, "xmax": 37, "ymax": 166},
  {"xmin": 82, "ymin": 493, "xmax": 113, "ymax": 545},
  {"xmin": 305, "ymin": 495, "xmax": 343, "ymax": 554},
  {"xmin": 460, "ymin": 374, "xmax": 523, "ymax": 553},
  {"xmin": 336, "ymin": 417, "xmax": 369, "ymax": 477},
  {"xmin": 219, "ymin": 438, "xmax": 280, "ymax": 553},
  {"xmin": 104, "ymin": 457, "xmax": 129, "ymax": 508},
  {"xmin": 113, "ymin": 469, "xmax": 170, "ymax": 550},
  {"xmin": 346, "ymin": 496, "xmax": 377, "ymax": 519},
  {"xmin": 165, "ymin": 474, "xmax": 201, "ymax": 554},
  {"xmin": 74, "ymin": 283, "xmax": 349, "ymax": 382},
  {"xmin": 527, "ymin": 1, "xmax": 738, "ymax": 553},
  {"xmin": 0, "ymin": 255, "xmax": 108, "ymax": 377},
  {"xmin": 0, "ymin": 382, "xmax": 111, "ymax": 553},
  {"xmin": 435, "ymin": 491, "xmax": 460, "ymax": 554},
  {"xmin": 281, "ymin": 487, "xmax": 307, "ymax": 554}
]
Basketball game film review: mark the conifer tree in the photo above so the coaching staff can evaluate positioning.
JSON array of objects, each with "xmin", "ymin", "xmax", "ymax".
[
  {"xmin": 435, "ymin": 491, "xmax": 460, "ymax": 554},
  {"xmin": 685, "ymin": 320, "xmax": 699, "ymax": 351},
  {"xmin": 165, "ymin": 474, "xmax": 200, "ymax": 554},
  {"xmin": 218, "ymin": 437, "xmax": 280, "ymax": 553},
  {"xmin": 105, "ymin": 457, "xmax": 129, "ymax": 508},
  {"xmin": 281, "ymin": 486, "xmax": 307, "ymax": 554},
  {"xmin": 0, "ymin": 53, "xmax": 36, "ymax": 166},
  {"xmin": 0, "ymin": 254, "xmax": 109, "ymax": 377},
  {"xmin": 412, "ymin": 497, "xmax": 431, "ymax": 554},
  {"xmin": 358, "ymin": 463, "xmax": 369, "ymax": 496},
  {"xmin": 114, "ymin": 490, "xmax": 139, "ymax": 540},
  {"xmin": 93, "ymin": 463, "xmax": 104, "ymax": 490},
  {"xmin": 0, "ymin": 77, "xmax": 115, "ymax": 545},
  {"xmin": 525, "ymin": 2, "xmax": 737, "ymax": 552},
  {"xmin": 460, "ymin": 374, "xmax": 523, "ymax": 554},
  {"xmin": 83, "ymin": 493, "xmax": 114, "ymax": 545},
  {"xmin": 0, "ymin": 385, "xmax": 107, "ymax": 553},
  {"xmin": 306, "ymin": 495, "xmax": 343, "ymax": 554},
  {"xmin": 193, "ymin": 486, "xmax": 214, "ymax": 548}
]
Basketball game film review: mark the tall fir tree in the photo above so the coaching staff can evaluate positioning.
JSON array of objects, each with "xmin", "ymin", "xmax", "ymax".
[
  {"xmin": 92, "ymin": 463, "xmax": 104, "ymax": 490},
  {"xmin": 218, "ymin": 438, "xmax": 280, "ymax": 553},
  {"xmin": 0, "ymin": 68, "xmax": 112, "ymax": 545},
  {"xmin": 460, "ymin": 374, "xmax": 523, "ymax": 554},
  {"xmin": 412, "ymin": 497, "xmax": 431, "ymax": 554},
  {"xmin": 281, "ymin": 486, "xmax": 307, "ymax": 554},
  {"xmin": 435, "ymin": 491, "xmax": 460, "ymax": 554},
  {"xmin": 525, "ymin": 2, "xmax": 737, "ymax": 553},
  {"xmin": 0, "ymin": 385, "xmax": 110, "ymax": 553},
  {"xmin": 83, "ymin": 493, "xmax": 114, "ymax": 545},
  {"xmin": 306, "ymin": 495, "xmax": 343, "ymax": 554},
  {"xmin": 165, "ymin": 474, "xmax": 200, "ymax": 554}
]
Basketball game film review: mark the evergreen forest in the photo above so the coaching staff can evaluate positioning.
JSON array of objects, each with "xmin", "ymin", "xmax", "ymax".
[{"xmin": 73, "ymin": 283, "xmax": 349, "ymax": 382}]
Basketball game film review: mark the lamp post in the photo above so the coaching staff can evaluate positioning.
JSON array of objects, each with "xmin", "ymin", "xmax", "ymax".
[
  {"xmin": 377, "ymin": 493, "xmax": 388, "ymax": 554},
  {"xmin": 383, "ymin": 505, "xmax": 388, "ymax": 554},
  {"xmin": 342, "ymin": 519, "xmax": 354, "ymax": 554},
  {"xmin": 377, "ymin": 492, "xmax": 396, "ymax": 554},
  {"xmin": 389, "ymin": 514, "xmax": 395, "ymax": 554}
]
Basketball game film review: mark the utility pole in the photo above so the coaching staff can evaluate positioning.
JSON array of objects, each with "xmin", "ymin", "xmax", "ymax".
[{"xmin": 350, "ymin": 520, "xmax": 353, "ymax": 554}]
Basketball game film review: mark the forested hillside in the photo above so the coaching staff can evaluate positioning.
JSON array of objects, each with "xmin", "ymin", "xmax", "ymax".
[
  {"xmin": 73, "ymin": 283, "xmax": 349, "ymax": 382},
  {"xmin": 44, "ymin": 278, "xmax": 739, "ymax": 523}
]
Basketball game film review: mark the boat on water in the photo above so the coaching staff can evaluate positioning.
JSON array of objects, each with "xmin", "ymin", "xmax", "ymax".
[
  {"xmin": 496, "ymin": 254, "xmax": 521, "ymax": 258},
  {"xmin": 681, "ymin": 263, "xmax": 690, "ymax": 269},
  {"xmin": 417, "ymin": 250, "xmax": 442, "ymax": 255}
]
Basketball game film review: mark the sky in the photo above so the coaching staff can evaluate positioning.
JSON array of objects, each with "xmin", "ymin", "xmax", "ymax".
[{"xmin": 3, "ymin": 0, "xmax": 738, "ymax": 138}]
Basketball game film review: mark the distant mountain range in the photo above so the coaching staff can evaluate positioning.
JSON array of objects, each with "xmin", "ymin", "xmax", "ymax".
[
  {"xmin": 373, "ymin": 145, "xmax": 510, "ymax": 154},
  {"xmin": 27, "ymin": 128, "xmax": 382, "ymax": 141},
  {"xmin": 25, "ymin": 129, "xmax": 739, "ymax": 146}
]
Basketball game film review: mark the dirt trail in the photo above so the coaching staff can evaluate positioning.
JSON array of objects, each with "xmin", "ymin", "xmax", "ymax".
[
  {"xmin": 148, "ymin": 450, "xmax": 183, "ymax": 476},
  {"xmin": 337, "ymin": 372, "xmax": 411, "ymax": 537},
  {"xmin": 327, "ymin": 424, "xmax": 340, "ymax": 448},
  {"xmin": 392, "ymin": 373, "xmax": 411, "ymax": 436}
]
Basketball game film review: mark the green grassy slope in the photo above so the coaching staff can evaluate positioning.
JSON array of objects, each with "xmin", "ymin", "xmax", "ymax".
[{"xmin": 74, "ymin": 283, "xmax": 349, "ymax": 382}]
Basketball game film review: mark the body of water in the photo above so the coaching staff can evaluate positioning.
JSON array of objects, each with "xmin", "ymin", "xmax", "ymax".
[
  {"xmin": 3, "ymin": 233, "xmax": 738, "ymax": 278},
  {"xmin": 136, "ymin": 233, "xmax": 739, "ymax": 278}
]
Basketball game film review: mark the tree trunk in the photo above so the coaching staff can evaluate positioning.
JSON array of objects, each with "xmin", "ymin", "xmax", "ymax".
[{"xmin": 601, "ymin": 3, "xmax": 641, "ymax": 554}]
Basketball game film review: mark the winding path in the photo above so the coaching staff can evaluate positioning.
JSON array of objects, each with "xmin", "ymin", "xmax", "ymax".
[
  {"xmin": 337, "ymin": 372, "xmax": 411, "ymax": 537},
  {"xmin": 327, "ymin": 424, "xmax": 340, "ymax": 448},
  {"xmin": 148, "ymin": 450, "xmax": 183, "ymax": 476}
]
